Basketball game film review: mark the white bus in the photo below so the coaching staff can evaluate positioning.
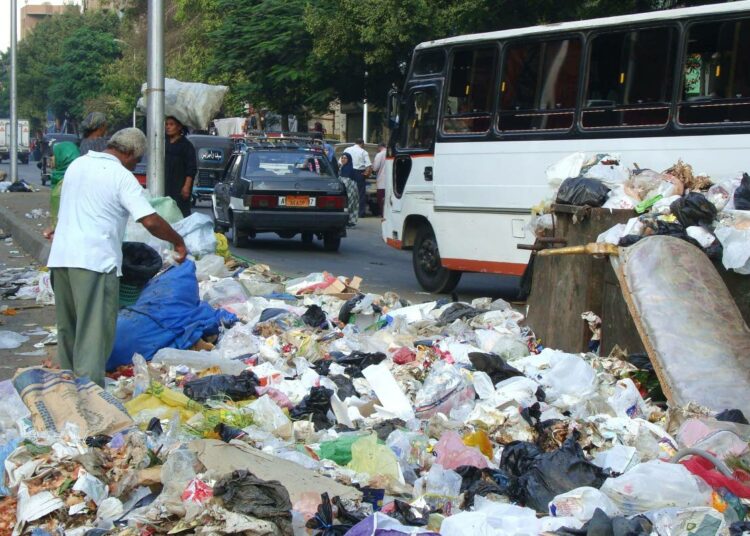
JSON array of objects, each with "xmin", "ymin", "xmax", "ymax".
[{"xmin": 381, "ymin": 2, "xmax": 750, "ymax": 293}]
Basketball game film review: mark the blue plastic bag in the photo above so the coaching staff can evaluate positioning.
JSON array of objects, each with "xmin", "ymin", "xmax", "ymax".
[{"xmin": 107, "ymin": 260, "xmax": 238, "ymax": 370}]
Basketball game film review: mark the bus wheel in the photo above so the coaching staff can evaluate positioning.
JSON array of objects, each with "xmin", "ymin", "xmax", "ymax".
[{"xmin": 412, "ymin": 225, "xmax": 461, "ymax": 293}]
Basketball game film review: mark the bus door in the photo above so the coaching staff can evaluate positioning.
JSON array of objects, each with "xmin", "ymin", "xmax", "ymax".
[{"xmin": 390, "ymin": 85, "xmax": 440, "ymax": 213}]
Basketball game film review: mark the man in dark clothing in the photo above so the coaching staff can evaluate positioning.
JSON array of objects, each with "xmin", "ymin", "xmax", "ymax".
[{"xmin": 165, "ymin": 116, "xmax": 197, "ymax": 217}]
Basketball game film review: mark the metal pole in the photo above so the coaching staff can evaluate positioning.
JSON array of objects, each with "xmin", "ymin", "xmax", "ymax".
[
  {"xmin": 10, "ymin": 0, "xmax": 18, "ymax": 182},
  {"xmin": 132, "ymin": 108, "xmax": 136, "ymax": 128},
  {"xmin": 146, "ymin": 0, "xmax": 165, "ymax": 196},
  {"xmin": 362, "ymin": 70, "xmax": 368, "ymax": 143}
]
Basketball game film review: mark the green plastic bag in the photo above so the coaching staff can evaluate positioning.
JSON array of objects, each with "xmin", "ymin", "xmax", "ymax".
[
  {"xmin": 150, "ymin": 196, "xmax": 183, "ymax": 223},
  {"xmin": 318, "ymin": 434, "xmax": 362, "ymax": 466},
  {"xmin": 348, "ymin": 434, "xmax": 401, "ymax": 482}
]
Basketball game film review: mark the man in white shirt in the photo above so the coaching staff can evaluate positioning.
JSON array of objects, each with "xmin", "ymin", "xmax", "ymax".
[
  {"xmin": 47, "ymin": 128, "xmax": 187, "ymax": 386},
  {"xmin": 343, "ymin": 138, "xmax": 372, "ymax": 217},
  {"xmin": 371, "ymin": 143, "xmax": 387, "ymax": 217}
]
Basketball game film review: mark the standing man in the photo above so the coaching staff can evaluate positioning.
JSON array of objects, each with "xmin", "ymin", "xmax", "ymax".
[
  {"xmin": 372, "ymin": 143, "xmax": 387, "ymax": 217},
  {"xmin": 79, "ymin": 112, "xmax": 109, "ymax": 156},
  {"xmin": 165, "ymin": 116, "xmax": 197, "ymax": 218},
  {"xmin": 46, "ymin": 128, "xmax": 187, "ymax": 386},
  {"xmin": 344, "ymin": 138, "xmax": 372, "ymax": 217}
]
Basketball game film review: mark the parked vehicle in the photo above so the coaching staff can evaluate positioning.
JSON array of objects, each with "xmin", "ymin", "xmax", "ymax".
[
  {"xmin": 132, "ymin": 154, "xmax": 148, "ymax": 188},
  {"xmin": 188, "ymin": 134, "xmax": 234, "ymax": 206},
  {"xmin": 39, "ymin": 133, "xmax": 80, "ymax": 186},
  {"xmin": 0, "ymin": 119, "xmax": 31, "ymax": 164},
  {"xmin": 212, "ymin": 141, "xmax": 349, "ymax": 251}
]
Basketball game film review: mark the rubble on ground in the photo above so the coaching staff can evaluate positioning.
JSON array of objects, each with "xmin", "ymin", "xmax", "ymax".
[{"xmin": 1, "ymin": 195, "xmax": 749, "ymax": 536}]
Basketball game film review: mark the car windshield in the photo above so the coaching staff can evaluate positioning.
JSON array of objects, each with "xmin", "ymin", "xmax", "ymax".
[{"xmin": 242, "ymin": 150, "xmax": 334, "ymax": 179}]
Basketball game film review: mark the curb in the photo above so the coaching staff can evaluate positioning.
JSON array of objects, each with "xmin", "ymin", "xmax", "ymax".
[{"xmin": 0, "ymin": 208, "xmax": 50, "ymax": 264}]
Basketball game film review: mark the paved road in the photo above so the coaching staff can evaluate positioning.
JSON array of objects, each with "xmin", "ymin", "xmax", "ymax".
[
  {"xmin": 196, "ymin": 203, "xmax": 521, "ymax": 303},
  {"xmin": 1, "ymin": 159, "xmax": 521, "ymax": 303}
]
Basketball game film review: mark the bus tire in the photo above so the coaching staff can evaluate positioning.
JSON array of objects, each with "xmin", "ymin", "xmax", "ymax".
[{"xmin": 412, "ymin": 225, "xmax": 461, "ymax": 293}]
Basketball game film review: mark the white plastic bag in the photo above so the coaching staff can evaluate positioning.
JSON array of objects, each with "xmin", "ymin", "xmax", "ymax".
[
  {"xmin": 139, "ymin": 78, "xmax": 228, "ymax": 131},
  {"xmin": 0, "ymin": 331, "xmax": 29, "ymax": 350},
  {"xmin": 685, "ymin": 226, "xmax": 717, "ymax": 249},
  {"xmin": 195, "ymin": 254, "xmax": 229, "ymax": 281},
  {"xmin": 600, "ymin": 460, "xmax": 713, "ymax": 515},
  {"xmin": 602, "ymin": 186, "xmax": 638, "ymax": 210},
  {"xmin": 607, "ymin": 378, "xmax": 650, "ymax": 419},
  {"xmin": 247, "ymin": 395, "xmax": 291, "ymax": 438},
  {"xmin": 549, "ymin": 486, "xmax": 620, "ymax": 521},
  {"xmin": 173, "ymin": 213, "xmax": 217, "ymax": 257},
  {"xmin": 35, "ymin": 273, "xmax": 55, "ymax": 305},
  {"xmin": 715, "ymin": 224, "xmax": 750, "ymax": 274},
  {"xmin": 546, "ymin": 152, "xmax": 586, "ymax": 189}
]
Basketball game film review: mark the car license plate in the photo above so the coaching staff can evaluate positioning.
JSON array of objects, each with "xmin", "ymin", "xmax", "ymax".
[{"xmin": 280, "ymin": 196, "xmax": 314, "ymax": 207}]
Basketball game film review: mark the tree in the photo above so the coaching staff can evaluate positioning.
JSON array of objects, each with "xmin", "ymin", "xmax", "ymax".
[{"xmin": 208, "ymin": 0, "xmax": 333, "ymax": 129}]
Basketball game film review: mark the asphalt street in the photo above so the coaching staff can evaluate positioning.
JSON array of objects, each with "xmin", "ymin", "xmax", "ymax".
[{"xmin": 2, "ymin": 158, "xmax": 521, "ymax": 303}]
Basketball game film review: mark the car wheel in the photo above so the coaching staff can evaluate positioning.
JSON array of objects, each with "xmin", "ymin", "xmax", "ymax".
[
  {"xmin": 231, "ymin": 218, "xmax": 247, "ymax": 248},
  {"xmin": 301, "ymin": 232, "xmax": 314, "ymax": 245},
  {"xmin": 323, "ymin": 232, "xmax": 341, "ymax": 252},
  {"xmin": 412, "ymin": 225, "xmax": 461, "ymax": 293},
  {"xmin": 22, "ymin": 156, "xmax": 29, "ymax": 165}
]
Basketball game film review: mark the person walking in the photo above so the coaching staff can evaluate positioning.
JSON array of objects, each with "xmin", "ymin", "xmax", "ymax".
[
  {"xmin": 372, "ymin": 143, "xmax": 387, "ymax": 217},
  {"xmin": 344, "ymin": 138, "xmax": 372, "ymax": 217},
  {"xmin": 339, "ymin": 153, "xmax": 359, "ymax": 228},
  {"xmin": 165, "ymin": 116, "xmax": 197, "ymax": 218},
  {"xmin": 78, "ymin": 112, "xmax": 109, "ymax": 155},
  {"xmin": 46, "ymin": 128, "xmax": 187, "ymax": 386}
]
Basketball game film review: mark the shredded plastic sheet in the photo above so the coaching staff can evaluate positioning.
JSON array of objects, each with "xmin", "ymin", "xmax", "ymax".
[{"xmin": 614, "ymin": 236, "xmax": 750, "ymax": 415}]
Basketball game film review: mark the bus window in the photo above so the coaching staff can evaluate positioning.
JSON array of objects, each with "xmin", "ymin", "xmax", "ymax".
[
  {"xmin": 582, "ymin": 27, "xmax": 676, "ymax": 129},
  {"xmin": 498, "ymin": 37, "xmax": 581, "ymax": 132},
  {"xmin": 442, "ymin": 47, "xmax": 497, "ymax": 135},
  {"xmin": 398, "ymin": 89, "xmax": 438, "ymax": 151},
  {"xmin": 414, "ymin": 50, "xmax": 446, "ymax": 76},
  {"xmin": 679, "ymin": 19, "xmax": 750, "ymax": 126}
]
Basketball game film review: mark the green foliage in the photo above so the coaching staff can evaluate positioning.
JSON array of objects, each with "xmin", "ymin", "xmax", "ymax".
[{"xmin": 16, "ymin": 8, "xmax": 120, "ymax": 129}]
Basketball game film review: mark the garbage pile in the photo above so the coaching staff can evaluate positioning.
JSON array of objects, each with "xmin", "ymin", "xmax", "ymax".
[
  {"xmin": 1, "ymin": 244, "xmax": 750, "ymax": 535},
  {"xmin": 540, "ymin": 153, "xmax": 750, "ymax": 274}
]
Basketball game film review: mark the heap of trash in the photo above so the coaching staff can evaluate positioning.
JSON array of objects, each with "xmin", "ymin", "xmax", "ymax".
[
  {"xmin": 536, "ymin": 153, "xmax": 750, "ymax": 275},
  {"xmin": 1, "ymin": 193, "xmax": 749, "ymax": 535}
]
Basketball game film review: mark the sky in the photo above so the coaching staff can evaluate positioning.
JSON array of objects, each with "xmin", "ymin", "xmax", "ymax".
[{"xmin": 1, "ymin": 0, "xmax": 80, "ymax": 54}]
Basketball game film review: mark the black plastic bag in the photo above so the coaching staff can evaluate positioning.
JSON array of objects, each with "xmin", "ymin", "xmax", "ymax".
[
  {"xmin": 500, "ymin": 432, "xmax": 607, "ymax": 513},
  {"xmin": 469, "ymin": 352, "xmax": 524, "ymax": 384},
  {"xmin": 146, "ymin": 417, "xmax": 163, "ymax": 436},
  {"xmin": 85, "ymin": 435, "xmax": 112, "ymax": 448},
  {"xmin": 333, "ymin": 351, "xmax": 386, "ymax": 378},
  {"xmin": 7, "ymin": 180, "xmax": 33, "ymax": 192},
  {"xmin": 329, "ymin": 375, "xmax": 358, "ymax": 400},
  {"xmin": 730, "ymin": 521, "xmax": 750, "ymax": 536},
  {"xmin": 213, "ymin": 469, "xmax": 293, "ymax": 535},
  {"xmin": 670, "ymin": 192, "xmax": 717, "ymax": 228},
  {"xmin": 716, "ymin": 409, "xmax": 749, "ymax": 425},
  {"xmin": 215, "ymin": 423, "xmax": 247, "ymax": 442},
  {"xmin": 290, "ymin": 386, "xmax": 334, "ymax": 430},
  {"xmin": 555, "ymin": 508, "xmax": 653, "ymax": 536},
  {"xmin": 183, "ymin": 370, "xmax": 259, "ymax": 402},
  {"xmin": 259, "ymin": 308, "xmax": 292, "ymax": 322},
  {"xmin": 121, "ymin": 242, "xmax": 162, "ymax": 287},
  {"xmin": 372, "ymin": 418, "xmax": 406, "ymax": 442},
  {"xmin": 338, "ymin": 294, "xmax": 364, "ymax": 325},
  {"xmin": 306, "ymin": 493, "xmax": 353, "ymax": 536},
  {"xmin": 456, "ymin": 466, "xmax": 514, "ymax": 508},
  {"xmin": 733, "ymin": 173, "xmax": 750, "ymax": 211},
  {"xmin": 438, "ymin": 303, "xmax": 480, "ymax": 325},
  {"xmin": 390, "ymin": 500, "xmax": 430, "ymax": 526},
  {"xmin": 302, "ymin": 305, "xmax": 327, "ymax": 328},
  {"xmin": 556, "ymin": 178, "xmax": 610, "ymax": 207}
]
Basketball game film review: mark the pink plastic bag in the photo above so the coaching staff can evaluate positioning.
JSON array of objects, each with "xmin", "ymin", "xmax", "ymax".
[{"xmin": 434, "ymin": 431, "xmax": 489, "ymax": 470}]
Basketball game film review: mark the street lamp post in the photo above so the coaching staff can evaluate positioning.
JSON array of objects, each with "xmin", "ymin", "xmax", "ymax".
[
  {"xmin": 362, "ymin": 70, "xmax": 368, "ymax": 144},
  {"xmin": 10, "ymin": 0, "xmax": 18, "ymax": 182},
  {"xmin": 146, "ymin": 0, "xmax": 165, "ymax": 196}
]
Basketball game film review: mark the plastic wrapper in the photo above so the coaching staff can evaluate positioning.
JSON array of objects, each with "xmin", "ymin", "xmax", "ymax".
[
  {"xmin": 247, "ymin": 395, "xmax": 291, "ymax": 438},
  {"xmin": 556, "ymin": 177, "xmax": 610, "ymax": 207},
  {"xmin": 414, "ymin": 361, "xmax": 474, "ymax": 418},
  {"xmin": 600, "ymin": 460, "xmax": 713, "ymax": 515},
  {"xmin": 201, "ymin": 278, "xmax": 249, "ymax": 309},
  {"xmin": 160, "ymin": 448, "xmax": 199, "ymax": 500},
  {"xmin": 615, "ymin": 236, "xmax": 750, "ymax": 415},
  {"xmin": 318, "ymin": 434, "xmax": 363, "ymax": 466},
  {"xmin": 463, "ymin": 430, "xmax": 493, "ymax": 458},
  {"xmin": 433, "ymin": 431, "xmax": 488, "ymax": 470},
  {"xmin": 413, "ymin": 463, "xmax": 462, "ymax": 512},
  {"xmin": 348, "ymin": 434, "xmax": 401, "ymax": 483},
  {"xmin": 549, "ymin": 486, "xmax": 620, "ymax": 521},
  {"xmin": 716, "ymin": 221, "xmax": 750, "ymax": 274},
  {"xmin": 676, "ymin": 418, "xmax": 750, "ymax": 460}
]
